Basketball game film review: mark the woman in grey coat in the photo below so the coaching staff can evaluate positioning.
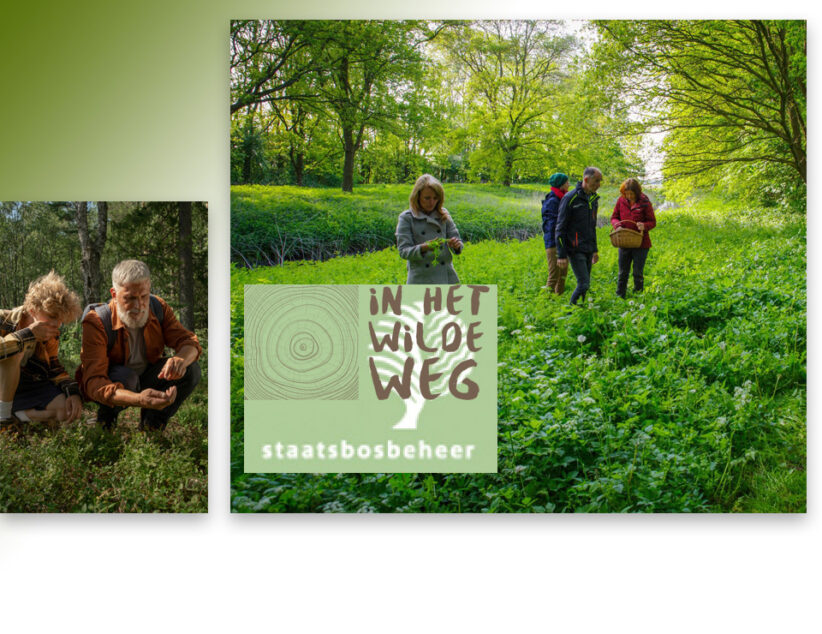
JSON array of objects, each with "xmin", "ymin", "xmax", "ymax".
[{"xmin": 396, "ymin": 174, "xmax": 464, "ymax": 284}]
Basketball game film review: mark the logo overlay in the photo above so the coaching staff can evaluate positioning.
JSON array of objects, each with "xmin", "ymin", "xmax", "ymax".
[{"xmin": 244, "ymin": 285, "xmax": 497, "ymax": 473}]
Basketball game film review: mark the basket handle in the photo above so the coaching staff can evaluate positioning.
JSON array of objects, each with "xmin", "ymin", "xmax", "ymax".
[{"xmin": 617, "ymin": 222, "xmax": 643, "ymax": 235}]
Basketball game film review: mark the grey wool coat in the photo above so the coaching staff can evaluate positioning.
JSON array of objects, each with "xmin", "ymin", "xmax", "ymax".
[{"xmin": 395, "ymin": 207, "xmax": 463, "ymax": 284}]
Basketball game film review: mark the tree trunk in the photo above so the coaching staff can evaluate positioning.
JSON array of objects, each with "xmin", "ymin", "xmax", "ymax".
[
  {"xmin": 241, "ymin": 116, "xmax": 255, "ymax": 184},
  {"xmin": 502, "ymin": 153, "xmax": 514, "ymax": 187},
  {"xmin": 290, "ymin": 145, "xmax": 305, "ymax": 186},
  {"xmin": 75, "ymin": 201, "xmax": 108, "ymax": 307},
  {"xmin": 178, "ymin": 202, "xmax": 195, "ymax": 330},
  {"xmin": 342, "ymin": 127, "xmax": 356, "ymax": 192}
]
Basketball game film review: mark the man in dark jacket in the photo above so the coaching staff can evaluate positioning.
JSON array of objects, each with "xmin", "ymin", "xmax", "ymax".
[
  {"xmin": 556, "ymin": 167, "xmax": 603, "ymax": 305},
  {"xmin": 541, "ymin": 172, "xmax": 570, "ymax": 294}
]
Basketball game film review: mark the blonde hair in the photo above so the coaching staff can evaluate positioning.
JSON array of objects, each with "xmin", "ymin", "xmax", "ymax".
[
  {"xmin": 23, "ymin": 271, "xmax": 81, "ymax": 322},
  {"xmin": 112, "ymin": 259, "xmax": 151, "ymax": 288},
  {"xmin": 409, "ymin": 174, "xmax": 450, "ymax": 221}
]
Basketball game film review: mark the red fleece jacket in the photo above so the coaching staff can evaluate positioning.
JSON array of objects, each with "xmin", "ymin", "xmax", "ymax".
[{"xmin": 611, "ymin": 194, "xmax": 656, "ymax": 249}]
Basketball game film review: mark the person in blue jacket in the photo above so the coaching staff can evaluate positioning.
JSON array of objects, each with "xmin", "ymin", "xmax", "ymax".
[
  {"xmin": 541, "ymin": 172, "xmax": 570, "ymax": 294},
  {"xmin": 556, "ymin": 166, "xmax": 603, "ymax": 305}
]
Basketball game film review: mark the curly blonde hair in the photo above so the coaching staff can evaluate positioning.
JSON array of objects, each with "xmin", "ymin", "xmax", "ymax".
[
  {"xmin": 409, "ymin": 174, "xmax": 451, "ymax": 221},
  {"xmin": 23, "ymin": 271, "xmax": 81, "ymax": 323}
]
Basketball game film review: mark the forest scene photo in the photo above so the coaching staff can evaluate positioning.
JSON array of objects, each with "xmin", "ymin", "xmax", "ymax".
[
  {"xmin": 0, "ymin": 202, "xmax": 208, "ymax": 512},
  {"xmin": 230, "ymin": 20, "xmax": 806, "ymax": 513}
]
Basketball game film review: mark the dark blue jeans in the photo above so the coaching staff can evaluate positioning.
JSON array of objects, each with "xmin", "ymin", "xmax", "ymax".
[
  {"xmin": 568, "ymin": 251, "xmax": 594, "ymax": 305},
  {"xmin": 97, "ymin": 359, "xmax": 201, "ymax": 431},
  {"xmin": 617, "ymin": 248, "xmax": 649, "ymax": 297}
]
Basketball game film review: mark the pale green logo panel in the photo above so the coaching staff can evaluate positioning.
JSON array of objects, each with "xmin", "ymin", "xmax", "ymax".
[{"xmin": 244, "ymin": 284, "xmax": 497, "ymax": 473}]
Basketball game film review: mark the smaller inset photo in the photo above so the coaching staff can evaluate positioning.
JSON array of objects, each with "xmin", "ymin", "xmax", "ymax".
[{"xmin": 0, "ymin": 202, "xmax": 208, "ymax": 513}]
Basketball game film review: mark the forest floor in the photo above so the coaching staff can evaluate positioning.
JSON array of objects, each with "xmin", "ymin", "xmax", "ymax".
[{"xmin": 0, "ymin": 331, "xmax": 208, "ymax": 513}]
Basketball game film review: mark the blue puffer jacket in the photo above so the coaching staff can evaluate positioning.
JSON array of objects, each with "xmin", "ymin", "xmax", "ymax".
[{"xmin": 541, "ymin": 190, "xmax": 562, "ymax": 249}]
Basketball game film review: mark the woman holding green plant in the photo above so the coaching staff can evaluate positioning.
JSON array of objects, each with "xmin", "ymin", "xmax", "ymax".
[{"xmin": 396, "ymin": 174, "xmax": 464, "ymax": 284}]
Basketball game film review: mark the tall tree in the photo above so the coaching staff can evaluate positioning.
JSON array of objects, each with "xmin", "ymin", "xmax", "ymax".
[
  {"xmin": 230, "ymin": 20, "xmax": 321, "ymax": 115},
  {"xmin": 438, "ymin": 21, "xmax": 576, "ymax": 186},
  {"xmin": 312, "ymin": 21, "xmax": 428, "ymax": 191},
  {"xmin": 177, "ymin": 202, "xmax": 194, "ymax": 330},
  {"xmin": 595, "ymin": 20, "xmax": 806, "ymax": 194},
  {"xmin": 75, "ymin": 201, "xmax": 108, "ymax": 307}
]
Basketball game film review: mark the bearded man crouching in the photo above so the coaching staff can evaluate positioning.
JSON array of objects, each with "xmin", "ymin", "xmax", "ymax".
[{"xmin": 79, "ymin": 260, "xmax": 201, "ymax": 431}]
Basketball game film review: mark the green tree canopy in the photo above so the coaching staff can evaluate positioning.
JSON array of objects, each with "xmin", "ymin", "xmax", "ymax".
[{"xmin": 594, "ymin": 20, "xmax": 806, "ymax": 203}]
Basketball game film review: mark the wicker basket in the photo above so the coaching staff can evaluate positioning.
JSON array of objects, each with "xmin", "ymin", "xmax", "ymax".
[{"xmin": 609, "ymin": 226, "xmax": 644, "ymax": 249}]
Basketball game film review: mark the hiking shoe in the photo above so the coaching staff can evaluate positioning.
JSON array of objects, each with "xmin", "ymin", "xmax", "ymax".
[{"xmin": 0, "ymin": 414, "xmax": 24, "ymax": 435}]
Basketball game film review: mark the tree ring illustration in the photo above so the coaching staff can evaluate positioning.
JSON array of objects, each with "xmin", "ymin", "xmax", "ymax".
[{"xmin": 245, "ymin": 286, "xmax": 358, "ymax": 400}]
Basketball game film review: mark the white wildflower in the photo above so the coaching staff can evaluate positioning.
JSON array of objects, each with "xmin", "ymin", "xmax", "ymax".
[
  {"xmin": 577, "ymin": 334, "xmax": 587, "ymax": 343},
  {"xmin": 510, "ymin": 329, "xmax": 522, "ymax": 335}
]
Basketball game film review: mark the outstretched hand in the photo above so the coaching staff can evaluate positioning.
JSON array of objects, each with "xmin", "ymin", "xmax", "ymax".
[{"xmin": 140, "ymin": 387, "xmax": 177, "ymax": 410}]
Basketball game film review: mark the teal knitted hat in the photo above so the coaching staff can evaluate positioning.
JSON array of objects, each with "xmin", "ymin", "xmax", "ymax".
[{"xmin": 548, "ymin": 172, "xmax": 569, "ymax": 188}]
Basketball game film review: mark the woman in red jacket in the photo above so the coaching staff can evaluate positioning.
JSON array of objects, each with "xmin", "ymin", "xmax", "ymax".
[{"xmin": 611, "ymin": 178, "xmax": 656, "ymax": 298}]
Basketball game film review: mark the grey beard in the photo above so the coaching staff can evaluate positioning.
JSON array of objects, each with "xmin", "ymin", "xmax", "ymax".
[{"xmin": 120, "ymin": 308, "xmax": 148, "ymax": 329}]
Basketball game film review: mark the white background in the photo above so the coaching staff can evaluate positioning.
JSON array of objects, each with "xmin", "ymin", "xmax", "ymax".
[{"xmin": 0, "ymin": 1, "xmax": 817, "ymax": 632}]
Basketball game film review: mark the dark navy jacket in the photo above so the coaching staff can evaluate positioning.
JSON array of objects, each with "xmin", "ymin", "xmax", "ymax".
[
  {"xmin": 556, "ymin": 181, "xmax": 600, "ymax": 259},
  {"xmin": 541, "ymin": 190, "xmax": 562, "ymax": 249}
]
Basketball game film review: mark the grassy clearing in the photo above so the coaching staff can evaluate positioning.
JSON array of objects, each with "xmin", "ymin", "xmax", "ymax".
[
  {"xmin": 0, "ymin": 330, "xmax": 208, "ymax": 513},
  {"xmin": 232, "ymin": 183, "xmax": 635, "ymax": 266},
  {"xmin": 231, "ymin": 195, "xmax": 805, "ymax": 513}
]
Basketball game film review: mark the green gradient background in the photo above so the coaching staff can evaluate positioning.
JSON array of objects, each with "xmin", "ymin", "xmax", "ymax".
[{"xmin": 2, "ymin": 1, "xmax": 483, "ymax": 198}]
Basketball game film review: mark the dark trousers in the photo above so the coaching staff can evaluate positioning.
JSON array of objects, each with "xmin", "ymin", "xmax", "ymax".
[
  {"xmin": 97, "ymin": 359, "xmax": 201, "ymax": 430},
  {"xmin": 617, "ymin": 248, "xmax": 649, "ymax": 297},
  {"xmin": 568, "ymin": 251, "xmax": 594, "ymax": 305}
]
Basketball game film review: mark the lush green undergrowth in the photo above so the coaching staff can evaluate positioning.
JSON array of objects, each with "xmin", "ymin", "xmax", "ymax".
[
  {"xmin": 232, "ymin": 183, "xmax": 640, "ymax": 266},
  {"xmin": 0, "ymin": 332, "xmax": 209, "ymax": 513},
  {"xmin": 231, "ymin": 202, "xmax": 805, "ymax": 513}
]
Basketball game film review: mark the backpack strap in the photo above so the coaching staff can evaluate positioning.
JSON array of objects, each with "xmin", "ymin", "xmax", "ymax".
[
  {"xmin": 149, "ymin": 295, "xmax": 164, "ymax": 325},
  {"xmin": 82, "ymin": 295, "xmax": 165, "ymax": 353},
  {"xmin": 81, "ymin": 303, "xmax": 115, "ymax": 352}
]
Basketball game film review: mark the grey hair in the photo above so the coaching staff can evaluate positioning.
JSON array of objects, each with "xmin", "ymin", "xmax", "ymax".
[
  {"xmin": 583, "ymin": 166, "xmax": 602, "ymax": 180},
  {"xmin": 112, "ymin": 259, "xmax": 151, "ymax": 288}
]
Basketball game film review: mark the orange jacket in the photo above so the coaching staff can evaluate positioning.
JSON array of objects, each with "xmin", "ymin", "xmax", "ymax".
[{"xmin": 79, "ymin": 296, "xmax": 201, "ymax": 405}]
